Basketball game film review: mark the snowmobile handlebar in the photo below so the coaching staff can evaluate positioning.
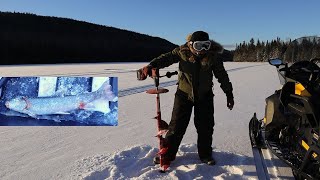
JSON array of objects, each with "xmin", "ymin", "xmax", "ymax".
[
  {"xmin": 278, "ymin": 63, "xmax": 319, "ymax": 74},
  {"xmin": 311, "ymin": 57, "xmax": 320, "ymax": 63}
]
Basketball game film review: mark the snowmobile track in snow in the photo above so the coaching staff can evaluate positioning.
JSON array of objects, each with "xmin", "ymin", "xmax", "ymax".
[{"xmin": 118, "ymin": 64, "xmax": 266, "ymax": 97}]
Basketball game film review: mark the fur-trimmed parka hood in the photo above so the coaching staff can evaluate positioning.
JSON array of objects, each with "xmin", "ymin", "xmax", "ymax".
[{"xmin": 178, "ymin": 40, "xmax": 224, "ymax": 64}]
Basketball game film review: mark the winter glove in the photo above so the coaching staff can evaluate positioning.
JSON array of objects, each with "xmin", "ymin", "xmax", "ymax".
[
  {"xmin": 137, "ymin": 65, "xmax": 152, "ymax": 80},
  {"xmin": 226, "ymin": 93, "xmax": 234, "ymax": 110}
]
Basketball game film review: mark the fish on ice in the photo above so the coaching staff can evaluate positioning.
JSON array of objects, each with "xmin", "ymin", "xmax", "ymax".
[{"xmin": 5, "ymin": 81, "xmax": 118, "ymax": 118}]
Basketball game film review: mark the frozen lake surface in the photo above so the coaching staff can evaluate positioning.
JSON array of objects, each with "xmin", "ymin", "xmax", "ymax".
[{"xmin": 0, "ymin": 62, "xmax": 294, "ymax": 179}]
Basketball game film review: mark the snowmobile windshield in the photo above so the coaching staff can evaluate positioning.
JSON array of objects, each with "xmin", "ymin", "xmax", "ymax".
[
  {"xmin": 288, "ymin": 61, "xmax": 319, "ymax": 81},
  {"xmin": 279, "ymin": 36, "xmax": 320, "ymax": 84}
]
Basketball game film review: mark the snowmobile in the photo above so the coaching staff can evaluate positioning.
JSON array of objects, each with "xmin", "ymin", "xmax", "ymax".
[{"xmin": 249, "ymin": 57, "xmax": 320, "ymax": 179}]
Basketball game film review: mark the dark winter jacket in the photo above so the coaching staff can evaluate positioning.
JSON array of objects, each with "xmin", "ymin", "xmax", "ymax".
[{"xmin": 149, "ymin": 40, "xmax": 233, "ymax": 102}]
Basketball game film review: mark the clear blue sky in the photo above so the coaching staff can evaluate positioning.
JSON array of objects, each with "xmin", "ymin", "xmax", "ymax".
[{"xmin": 1, "ymin": 0, "xmax": 319, "ymax": 49}]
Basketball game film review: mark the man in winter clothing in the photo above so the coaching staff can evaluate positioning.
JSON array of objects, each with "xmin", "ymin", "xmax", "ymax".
[{"xmin": 138, "ymin": 31, "xmax": 234, "ymax": 166}]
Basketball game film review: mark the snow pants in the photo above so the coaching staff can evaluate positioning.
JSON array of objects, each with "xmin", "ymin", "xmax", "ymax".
[{"xmin": 165, "ymin": 89, "xmax": 215, "ymax": 160}]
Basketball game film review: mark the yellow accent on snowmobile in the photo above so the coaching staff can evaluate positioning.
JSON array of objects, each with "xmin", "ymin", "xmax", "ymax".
[
  {"xmin": 301, "ymin": 140, "xmax": 318, "ymax": 158},
  {"xmin": 302, "ymin": 140, "xmax": 309, "ymax": 150},
  {"xmin": 263, "ymin": 117, "xmax": 266, "ymax": 124},
  {"xmin": 313, "ymin": 153, "xmax": 318, "ymax": 158},
  {"xmin": 295, "ymin": 83, "xmax": 311, "ymax": 97}
]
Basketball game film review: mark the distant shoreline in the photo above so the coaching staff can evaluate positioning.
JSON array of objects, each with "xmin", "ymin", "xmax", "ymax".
[{"xmin": 0, "ymin": 12, "xmax": 177, "ymax": 65}]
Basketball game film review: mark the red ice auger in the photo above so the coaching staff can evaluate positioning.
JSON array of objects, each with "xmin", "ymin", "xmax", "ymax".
[{"xmin": 137, "ymin": 68, "xmax": 177, "ymax": 172}]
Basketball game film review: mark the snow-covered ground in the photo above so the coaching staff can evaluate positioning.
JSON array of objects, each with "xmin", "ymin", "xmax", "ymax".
[{"xmin": 0, "ymin": 62, "xmax": 294, "ymax": 179}]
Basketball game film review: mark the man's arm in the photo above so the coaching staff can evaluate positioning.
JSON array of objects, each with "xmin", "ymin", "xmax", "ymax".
[
  {"xmin": 149, "ymin": 47, "xmax": 180, "ymax": 69},
  {"xmin": 212, "ymin": 59, "xmax": 233, "ymax": 98}
]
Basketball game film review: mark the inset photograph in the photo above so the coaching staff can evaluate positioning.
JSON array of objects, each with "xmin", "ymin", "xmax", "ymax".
[{"xmin": 0, "ymin": 76, "xmax": 118, "ymax": 126}]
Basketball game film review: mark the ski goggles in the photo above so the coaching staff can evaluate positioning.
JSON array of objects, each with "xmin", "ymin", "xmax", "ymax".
[{"xmin": 190, "ymin": 40, "xmax": 211, "ymax": 51}]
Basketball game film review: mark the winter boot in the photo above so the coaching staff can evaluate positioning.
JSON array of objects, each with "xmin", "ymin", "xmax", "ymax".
[{"xmin": 200, "ymin": 157, "xmax": 216, "ymax": 165}]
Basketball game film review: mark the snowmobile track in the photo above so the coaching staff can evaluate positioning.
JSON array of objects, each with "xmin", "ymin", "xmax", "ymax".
[{"xmin": 118, "ymin": 64, "xmax": 267, "ymax": 97}]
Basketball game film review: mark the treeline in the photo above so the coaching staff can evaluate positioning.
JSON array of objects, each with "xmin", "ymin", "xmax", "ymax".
[
  {"xmin": 233, "ymin": 36, "xmax": 320, "ymax": 62},
  {"xmin": 0, "ymin": 12, "xmax": 177, "ymax": 65}
]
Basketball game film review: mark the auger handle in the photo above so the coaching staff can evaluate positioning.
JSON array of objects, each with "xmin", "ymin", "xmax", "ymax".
[{"xmin": 159, "ymin": 71, "xmax": 178, "ymax": 78}]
